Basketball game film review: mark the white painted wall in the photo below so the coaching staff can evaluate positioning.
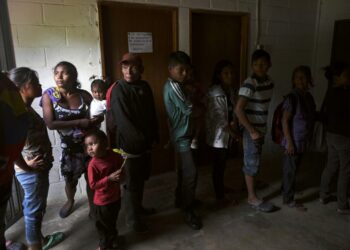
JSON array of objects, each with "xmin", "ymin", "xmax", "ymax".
[{"xmin": 9, "ymin": 0, "xmax": 349, "ymax": 179}]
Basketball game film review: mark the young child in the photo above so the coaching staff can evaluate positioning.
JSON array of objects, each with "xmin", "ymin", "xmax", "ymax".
[
  {"xmin": 85, "ymin": 129, "xmax": 124, "ymax": 250},
  {"xmin": 234, "ymin": 49, "xmax": 276, "ymax": 212},
  {"xmin": 281, "ymin": 66, "xmax": 316, "ymax": 211},
  {"xmin": 90, "ymin": 77, "xmax": 107, "ymax": 130},
  {"xmin": 163, "ymin": 51, "xmax": 202, "ymax": 230}
]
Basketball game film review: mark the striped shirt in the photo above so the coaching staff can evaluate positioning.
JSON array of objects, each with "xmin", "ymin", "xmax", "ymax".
[{"xmin": 238, "ymin": 76, "xmax": 274, "ymax": 133}]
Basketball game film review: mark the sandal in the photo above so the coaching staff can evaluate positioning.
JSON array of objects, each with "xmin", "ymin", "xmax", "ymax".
[
  {"xmin": 5, "ymin": 240, "xmax": 26, "ymax": 250},
  {"xmin": 42, "ymin": 232, "xmax": 65, "ymax": 250}
]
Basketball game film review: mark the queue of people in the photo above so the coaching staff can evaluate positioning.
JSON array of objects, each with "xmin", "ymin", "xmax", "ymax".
[{"xmin": 1, "ymin": 49, "xmax": 350, "ymax": 250}]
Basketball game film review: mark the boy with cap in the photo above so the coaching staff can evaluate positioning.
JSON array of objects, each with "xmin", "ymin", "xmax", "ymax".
[{"xmin": 109, "ymin": 53, "xmax": 159, "ymax": 233}]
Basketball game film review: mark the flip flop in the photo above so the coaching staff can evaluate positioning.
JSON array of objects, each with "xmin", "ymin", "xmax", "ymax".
[
  {"xmin": 43, "ymin": 232, "xmax": 65, "ymax": 250},
  {"xmin": 248, "ymin": 201, "xmax": 277, "ymax": 213},
  {"xmin": 5, "ymin": 241, "xmax": 26, "ymax": 250}
]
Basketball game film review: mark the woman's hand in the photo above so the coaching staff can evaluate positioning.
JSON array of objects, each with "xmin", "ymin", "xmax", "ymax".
[
  {"xmin": 90, "ymin": 116, "xmax": 104, "ymax": 127},
  {"xmin": 78, "ymin": 118, "xmax": 91, "ymax": 128},
  {"xmin": 25, "ymin": 155, "xmax": 45, "ymax": 171}
]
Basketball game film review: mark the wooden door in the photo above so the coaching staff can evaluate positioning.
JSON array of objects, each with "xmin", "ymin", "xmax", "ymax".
[
  {"xmin": 99, "ymin": 2, "xmax": 178, "ymax": 174},
  {"xmin": 331, "ymin": 19, "xmax": 350, "ymax": 64},
  {"xmin": 191, "ymin": 10, "xmax": 249, "ymax": 88},
  {"xmin": 190, "ymin": 10, "xmax": 249, "ymax": 164}
]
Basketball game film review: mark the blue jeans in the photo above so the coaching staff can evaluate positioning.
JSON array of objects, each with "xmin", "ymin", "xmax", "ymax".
[
  {"xmin": 242, "ymin": 129, "xmax": 264, "ymax": 176},
  {"xmin": 15, "ymin": 170, "xmax": 49, "ymax": 245}
]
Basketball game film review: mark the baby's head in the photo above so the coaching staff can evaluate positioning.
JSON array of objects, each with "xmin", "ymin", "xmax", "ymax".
[{"xmin": 90, "ymin": 78, "xmax": 107, "ymax": 101}]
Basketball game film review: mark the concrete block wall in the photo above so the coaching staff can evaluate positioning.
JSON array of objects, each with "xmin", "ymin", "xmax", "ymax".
[
  {"xmin": 313, "ymin": 0, "xmax": 350, "ymax": 107},
  {"xmin": 8, "ymin": 0, "xmax": 322, "ymax": 177}
]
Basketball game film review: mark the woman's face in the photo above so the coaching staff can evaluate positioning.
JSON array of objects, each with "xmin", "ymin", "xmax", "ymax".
[
  {"xmin": 54, "ymin": 65, "xmax": 75, "ymax": 88},
  {"xmin": 220, "ymin": 66, "xmax": 234, "ymax": 87},
  {"xmin": 21, "ymin": 76, "xmax": 42, "ymax": 99},
  {"xmin": 293, "ymin": 71, "xmax": 310, "ymax": 91}
]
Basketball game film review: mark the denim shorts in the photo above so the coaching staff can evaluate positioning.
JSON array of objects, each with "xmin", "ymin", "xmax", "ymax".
[
  {"xmin": 15, "ymin": 169, "xmax": 50, "ymax": 245},
  {"xmin": 242, "ymin": 129, "xmax": 264, "ymax": 176}
]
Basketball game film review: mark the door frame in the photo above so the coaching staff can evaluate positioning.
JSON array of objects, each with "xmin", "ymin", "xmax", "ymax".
[
  {"xmin": 97, "ymin": 1, "xmax": 178, "ymax": 79},
  {"xmin": 189, "ymin": 9, "xmax": 250, "ymax": 83}
]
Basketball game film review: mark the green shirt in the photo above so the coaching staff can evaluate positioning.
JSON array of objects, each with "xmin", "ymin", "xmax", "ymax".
[{"xmin": 163, "ymin": 78, "xmax": 193, "ymax": 152}]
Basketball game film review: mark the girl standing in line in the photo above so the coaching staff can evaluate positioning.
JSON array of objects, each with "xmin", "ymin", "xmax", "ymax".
[
  {"xmin": 281, "ymin": 65, "xmax": 316, "ymax": 211},
  {"xmin": 10, "ymin": 67, "xmax": 64, "ymax": 250}
]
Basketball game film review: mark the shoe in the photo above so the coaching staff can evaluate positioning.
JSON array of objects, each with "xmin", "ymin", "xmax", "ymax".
[
  {"xmin": 190, "ymin": 139, "xmax": 198, "ymax": 149},
  {"xmin": 337, "ymin": 208, "xmax": 350, "ymax": 215},
  {"xmin": 319, "ymin": 195, "xmax": 337, "ymax": 205},
  {"xmin": 284, "ymin": 201, "xmax": 307, "ymax": 212},
  {"xmin": 112, "ymin": 235, "xmax": 125, "ymax": 249},
  {"xmin": 140, "ymin": 206, "xmax": 156, "ymax": 216},
  {"xmin": 184, "ymin": 210, "xmax": 202, "ymax": 230}
]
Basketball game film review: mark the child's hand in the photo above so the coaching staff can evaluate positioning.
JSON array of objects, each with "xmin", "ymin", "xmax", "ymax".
[{"xmin": 108, "ymin": 168, "xmax": 122, "ymax": 182}]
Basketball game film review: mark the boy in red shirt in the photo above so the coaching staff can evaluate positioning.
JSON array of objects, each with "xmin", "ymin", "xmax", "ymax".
[{"xmin": 85, "ymin": 129, "xmax": 124, "ymax": 250}]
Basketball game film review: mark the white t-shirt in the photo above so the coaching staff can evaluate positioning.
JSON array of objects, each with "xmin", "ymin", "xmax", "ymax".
[{"xmin": 90, "ymin": 99, "xmax": 106, "ymax": 118}]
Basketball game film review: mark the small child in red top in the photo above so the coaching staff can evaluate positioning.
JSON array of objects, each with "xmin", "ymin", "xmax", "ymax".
[{"xmin": 85, "ymin": 129, "xmax": 124, "ymax": 250}]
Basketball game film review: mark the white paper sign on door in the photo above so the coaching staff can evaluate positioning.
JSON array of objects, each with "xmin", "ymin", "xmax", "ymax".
[{"xmin": 128, "ymin": 32, "xmax": 153, "ymax": 53}]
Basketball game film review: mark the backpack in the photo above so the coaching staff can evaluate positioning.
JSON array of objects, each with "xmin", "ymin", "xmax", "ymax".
[
  {"xmin": 271, "ymin": 93, "xmax": 297, "ymax": 145},
  {"xmin": 105, "ymin": 81, "xmax": 118, "ymax": 147}
]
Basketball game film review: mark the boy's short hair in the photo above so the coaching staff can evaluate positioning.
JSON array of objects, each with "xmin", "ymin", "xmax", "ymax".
[
  {"xmin": 251, "ymin": 49, "xmax": 271, "ymax": 64},
  {"xmin": 85, "ymin": 129, "xmax": 108, "ymax": 144},
  {"xmin": 91, "ymin": 79, "xmax": 107, "ymax": 92},
  {"xmin": 168, "ymin": 51, "xmax": 191, "ymax": 68}
]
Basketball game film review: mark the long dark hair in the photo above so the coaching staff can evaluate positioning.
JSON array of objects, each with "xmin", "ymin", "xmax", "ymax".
[
  {"xmin": 54, "ymin": 61, "xmax": 81, "ymax": 88},
  {"xmin": 7, "ymin": 67, "xmax": 38, "ymax": 89},
  {"xmin": 211, "ymin": 60, "xmax": 234, "ymax": 86}
]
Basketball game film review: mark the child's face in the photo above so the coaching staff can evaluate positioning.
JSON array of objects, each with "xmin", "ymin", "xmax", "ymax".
[
  {"xmin": 252, "ymin": 58, "xmax": 270, "ymax": 78},
  {"xmin": 85, "ymin": 135, "xmax": 106, "ymax": 158},
  {"xmin": 91, "ymin": 86, "xmax": 105, "ymax": 101},
  {"xmin": 169, "ymin": 64, "xmax": 191, "ymax": 84},
  {"xmin": 54, "ymin": 66, "xmax": 75, "ymax": 89},
  {"xmin": 21, "ymin": 76, "xmax": 42, "ymax": 99},
  {"xmin": 121, "ymin": 63, "xmax": 142, "ymax": 83},
  {"xmin": 220, "ymin": 66, "xmax": 234, "ymax": 86},
  {"xmin": 293, "ymin": 71, "xmax": 310, "ymax": 91}
]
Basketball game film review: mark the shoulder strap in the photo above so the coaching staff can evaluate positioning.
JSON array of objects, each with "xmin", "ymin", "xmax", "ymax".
[
  {"xmin": 40, "ymin": 86, "xmax": 61, "ymax": 107},
  {"xmin": 106, "ymin": 81, "xmax": 118, "ymax": 110}
]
